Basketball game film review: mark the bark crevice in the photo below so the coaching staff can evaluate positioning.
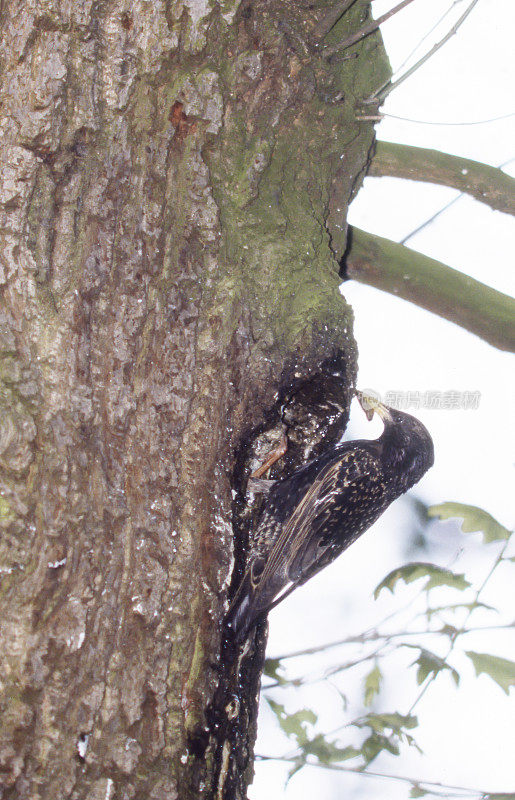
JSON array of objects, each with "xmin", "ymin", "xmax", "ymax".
[{"xmin": 204, "ymin": 348, "xmax": 354, "ymax": 799}]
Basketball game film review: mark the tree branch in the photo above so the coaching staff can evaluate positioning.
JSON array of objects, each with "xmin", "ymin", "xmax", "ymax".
[
  {"xmin": 256, "ymin": 755, "xmax": 502, "ymax": 798},
  {"xmin": 369, "ymin": 141, "xmax": 515, "ymax": 216},
  {"xmin": 323, "ymin": 0, "xmax": 417, "ymax": 58},
  {"xmin": 311, "ymin": 0, "xmax": 358, "ymax": 42},
  {"xmin": 366, "ymin": 0, "xmax": 481, "ymax": 102},
  {"xmin": 344, "ymin": 227, "xmax": 515, "ymax": 353}
]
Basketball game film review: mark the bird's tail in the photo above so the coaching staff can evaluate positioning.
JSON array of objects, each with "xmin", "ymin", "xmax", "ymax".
[
  {"xmin": 226, "ymin": 576, "xmax": 257, "ymax": 642},
  {"xmin": 226, "ymin": 558, "xmax": 270, "ymax": 642},
  {"xmin": 226, "ymin": 559, "xmax": 293, "ymax": 643}
]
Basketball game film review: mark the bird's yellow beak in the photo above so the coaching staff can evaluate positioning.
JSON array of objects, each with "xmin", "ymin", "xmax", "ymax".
[{"xmin": 354, "ymin": 389, "xmax": 392, "ymax": 422}]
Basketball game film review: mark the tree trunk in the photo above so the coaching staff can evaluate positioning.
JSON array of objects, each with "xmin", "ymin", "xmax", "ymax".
[{"xmin": 0, "ymin": 2, "xmax": 389, "ymax": 798}]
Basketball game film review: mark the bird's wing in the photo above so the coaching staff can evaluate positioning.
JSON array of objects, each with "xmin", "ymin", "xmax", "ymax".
[
  {"xmin": 226, "ymin": 447, "xmax": 385, "ymax": 640},
  {"xmin": 258, "ymin": 448, "xmax": 384, "ymax": 597}
]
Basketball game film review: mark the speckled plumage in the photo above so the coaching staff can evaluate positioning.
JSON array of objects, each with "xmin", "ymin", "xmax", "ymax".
[{"xmin": 227, "ymin": 397, "xmax": 434, "ymax": 641}]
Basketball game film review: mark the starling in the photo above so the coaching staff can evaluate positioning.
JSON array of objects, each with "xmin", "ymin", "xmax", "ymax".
[{"xmin": 227, "ymin": 391, "xmax": 434, "ymax": 641}]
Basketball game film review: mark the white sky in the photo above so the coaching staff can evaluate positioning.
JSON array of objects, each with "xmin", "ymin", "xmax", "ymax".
[{"xmin": 251, "ymin": 1, "xmax": 515, "ymax": 798}]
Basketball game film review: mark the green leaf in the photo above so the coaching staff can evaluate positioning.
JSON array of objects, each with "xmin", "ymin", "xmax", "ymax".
[
  {"xmin": 356, "ymin": 712, "xmax": 418, "ymax": 734},
  {"xmin": 374, "ymin": 562, "xmax": 470, "ymax": 599},
  {"xmin": 304, "ymin": 734, "xmax": 360, "ymax": 764},
  {"xmin": 361, "ymin": 732, "xmax": 399, "ymax": 764},
  {"xmin": 263, "ymin": 658, "xmax": 288, "ymax": 686},
  {"xmin": 425, "ymin": 601, "xmax": 495, "ymax": 620},
  {"xmin": 266, "ymin": 699, "xmax": 317, "ymax": 746},
  {"xmin": 410, "ymin": 785, "xmax": 429, "ymax": 798},
  {"xmin": 364, "ymin": 664, "xmax": 382, "ymax": 707},
  {"xmin": 408, "ymin": 647, "xmax": 460, "ymax": 686},
  {"xmin": 267, "ymin": 707, "xmax": 361, "ymax": 781},
  {"xmin": 354, "ymin": 713, "xmax": 422, "ymax": 763},
  {"xmin": 466, "ymin": 652, "xmax": 515, "ymax": 695},
  {"xmin": 377, "ymin": 712, "xmax": 418, "ymax": 731},
  {"xmin": 428, "ymin": 503, "xmax": 511, "ymax": 542}
]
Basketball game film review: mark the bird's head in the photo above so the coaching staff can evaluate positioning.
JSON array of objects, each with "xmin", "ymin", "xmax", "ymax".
[{"xmin": 355, "ymin": 390, "xmax": 434, "ymax": 495}]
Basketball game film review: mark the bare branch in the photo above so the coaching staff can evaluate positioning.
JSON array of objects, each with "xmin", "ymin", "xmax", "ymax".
[
  {"xmin": 256, "ymin": 755, "xmax": 502, "ymax": 798},
  {"xmin": 323, "ymin": 0, "xmax": 417, "ymax": 58},
  {"xmin": 369, "ymin": 141, "xmax": 515, "ymax": 216},
  {"xmin": 268, "ymin": 621, "xmax": 515, "ymax": 663},
  {"xmin": 380, "ymin": 110, "xmax": 515, "ymax": 126},
  {"xmin": 344, "ymin": 227, "xmax": 515, "ymax": 353},
  {"xmin": 311, "ymin": 0, "xmax": 358, "ymax": 41},
  {"xmin": 366, "ymin": 0, "xmax": 481, "ymax": 102},
  {"xmin": 401, "ymin": 157, "xmax": 515, "ymax": 244},
  {"xmin": 401, "ymin": 195, "xmax": 462, "ymax": 244},
  {"xmin": 394, "ymin": 0, "xmax": 465, "ymax": 74},
  {"xmin": 407, "ymin": 536, "xmax": 511, "ymax": 714}
]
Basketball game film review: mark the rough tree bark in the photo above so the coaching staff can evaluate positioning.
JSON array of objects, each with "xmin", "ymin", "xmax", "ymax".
[{"xmin": 0, "ymin": 1, "xmax": 389, "ymax": 798}]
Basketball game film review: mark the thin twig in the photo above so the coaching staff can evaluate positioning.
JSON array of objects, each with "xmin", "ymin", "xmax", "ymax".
[
  {"xmin": 270, "ymin": 591, "xmax": 432, "ymax": 660},
  {"xmin": 401, "ymin": 195, "xmax": 462, "ymax": 245},
  {"xmin": 269, "ymin": 621, "xmax": 515, "ymax": 663},
  {"xmin": 323, "ymin": 0, "xmax": 417, "ymax": 58},
  {"xmin": 356, "ymin": 114, "xmax": 385, "ymax": 122},
  {"xmin": 256, "ymin": 755, "xmax": 492, "ymax": 798},
  {"xmin": 407, "ymin": 537, "xmax": 511, "ymax": 714},
  {"xmin": 366, "ymin": 0, "xmax": 481, "ymax": 102},
  {"xmin": 263, "ymin": 646, "xmax": 386, "ymax": 689},
  {"xmin": 264, "ymin": 624, "xmax": 514, "ymax": 692},
  {"xmin": 394, "ymin": 0, "xmax": 465, "ymax": 74},
  {"xmin": 381, "ymin": 110, "xmax": 515, "ymax": 126},
  {"xmin": 400, "ymin": 156, "xmax": 515, "ymax": 244},
  {"xmin": 311, "ymin": 0, "xmax": 358, "ymax": 41}
]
